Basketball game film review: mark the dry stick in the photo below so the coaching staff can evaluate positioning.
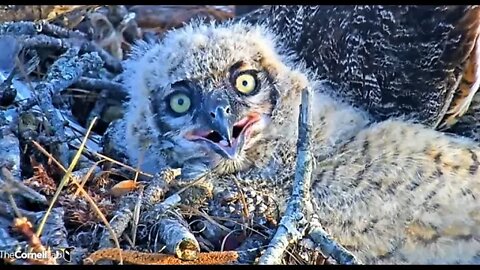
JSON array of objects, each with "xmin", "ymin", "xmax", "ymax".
[
  {"xmin": 101, "ymin": 191, "xmax": 199, "ymax": 261},
  {"xmin": 149, "ymin": 193, "xmax": 182, "ymax": 216},
  {"xmin": 0, "ymin": 21, "xmax": 122, "ymax": 73},
  {"xmin": 0, "ymin": 167, "xmax": 48, "ymax": 204},
  {"xmin": 35, "ymin": 20, "xmax": 87, "ymax": 39},
  {"xmin": 231, "ymin": 175, "xmax": 250, "ymax": 238},
  {"xmin": 179, "ymin": 205, "xmax": 231, "ymax": 234},
  {"xmin": 98, "ymin": 170, "xmax": 175, "ymax": 249},
  {"xmin": 75, "ymin": 147, "xmax": 153, "ymax": 178},
  {"xmin": 0, "ymin": 169, "xmax": 23, "ymax": 218},
  {"xmin": 308, "ymin": 217, "xmax": 361, "ymax": 265},
  {"xmin": 0, "ymin": 110, "xmax": 22, "ymax": 180},
  {"xmin": 99, "ymin": 168, "xmax": 209, "ymax": 255},
  {"xmin": 156, "ymin": 216, "xmax": 200, "ymax": 261},
  {"xmin": 131, "ymin": 185, "xmax": 143, "ymax": 247},
  {"xmin": 22, "ymin": 34, "xmax": 84, "ymax": 51},
  {"xmin": 74, "ymin": 77, "xmax": 128, "ymax": 101},
  {"xmin": 31, "ymin": 140, "xmax": 103, "ymax": 193},
  {"xmin": 81, "ymin": 41, "xmax": 123, "ymax": 73},
  {"xmin": 25, "ymin": 35, "xmax": 122, "ymax": 73},
  {"xmin": 29, "ymin": 48, "xmax": 103, "ymax": 167},
  {"xmin": 100, "ymin": 171, "xmax": 210, "ymax": 259},
  {"xmin": 258, "ymin": 87, "xmax": 315, "ymax": 264},
  {"xmin": 0, "ymin": 21, "xmax": 39, "ymax": 36},
  {"xmin": 98, "ymin": 195, "xmax": 136, "ymax": 250},
  {"xmin": 72, "ymin": 159, "xmax": 105, "ymax": 198}
]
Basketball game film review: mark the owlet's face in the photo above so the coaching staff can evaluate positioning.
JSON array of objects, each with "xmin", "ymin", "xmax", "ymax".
[{"xmin": 128, "ymin": 22, "xmax": 302, "ymax": 176}]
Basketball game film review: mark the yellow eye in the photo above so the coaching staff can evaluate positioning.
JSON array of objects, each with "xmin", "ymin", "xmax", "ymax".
[
  {"xmin": 234, "ymin": 73, "xmax": 257, "ymax": 94},
  {"xmin": 169, "ymin": 93, "xmax": 191, "ymax": 114}
]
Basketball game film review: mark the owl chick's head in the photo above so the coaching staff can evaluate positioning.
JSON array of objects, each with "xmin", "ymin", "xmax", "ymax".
[{"xmin": 124, "ymin": 20, "xmax": 309, "ymax": 176}]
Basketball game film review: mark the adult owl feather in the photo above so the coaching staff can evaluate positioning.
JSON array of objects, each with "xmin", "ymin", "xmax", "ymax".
[{"xmin": 237, "ymin": 5, "xmax": 480, "ymax": 138}]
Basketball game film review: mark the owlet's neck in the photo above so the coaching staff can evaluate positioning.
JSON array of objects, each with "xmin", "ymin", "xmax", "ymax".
[{"xmin": 271, "ymin": 80, "xmax": 372, "ymax": 161}]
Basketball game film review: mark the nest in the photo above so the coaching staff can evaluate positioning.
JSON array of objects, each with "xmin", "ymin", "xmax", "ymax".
[{"xmin": 0, "ymin": 5, "xmax": 355, "ymax": 265}]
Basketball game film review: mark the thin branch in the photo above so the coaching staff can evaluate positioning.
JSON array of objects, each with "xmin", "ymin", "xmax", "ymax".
[
  {"xmin": 74, "ymin": 77, "xmax": 128, "ymax": 101},
  {"xmin": 35, "ymin": 20, "xmax": 87, "ymax": 39},
  {"xmin": 0, "ymin": 167, "xmax": 48, "ymax": 204},
  {"xmin": 98, "ymin": 169, "xmax": 176, "ymax": 249},
  {"xmin": 155, "ymin": 215, "xmax": 200, "ymax": 261},
  {"xmin": 28, "ymin": 48, "xmax": 103, "ymax": 167},
  {"xmin": 307, "ymin": 217, "xmax": 361, "ymax": 265},
  {"xmin": 258, "ymin": 87, "xmax": 315, "ymax": 264}
]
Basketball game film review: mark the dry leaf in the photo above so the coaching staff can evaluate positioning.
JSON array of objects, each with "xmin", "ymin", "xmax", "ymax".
[{"xmin": 110, "ymin": 180, "xmax": 138, "ymax": 197}]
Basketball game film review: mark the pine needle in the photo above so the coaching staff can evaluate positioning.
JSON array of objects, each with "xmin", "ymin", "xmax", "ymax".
[
  {"xmin": 35, "ymin": 117, "xmax": 98, "ymax": 239},
  {"xmin": 31, "ymin": 121, "xmax": 124, "ymax": 264}
]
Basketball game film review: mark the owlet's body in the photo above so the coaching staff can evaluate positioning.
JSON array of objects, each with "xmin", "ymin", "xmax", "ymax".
[{"xmin": 122, "ymin": 21, "xmax": 480, "ymax": 264}]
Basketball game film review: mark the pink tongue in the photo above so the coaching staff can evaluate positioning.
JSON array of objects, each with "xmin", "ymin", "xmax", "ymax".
[{"xmin": 234, "ymin": 117, "xmax": 250, "ymax": 128}]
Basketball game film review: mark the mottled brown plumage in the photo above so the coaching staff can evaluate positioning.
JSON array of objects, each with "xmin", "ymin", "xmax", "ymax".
[{"xmin": 121, "ymin": 18, "xmax": 480, "ymax": 264}]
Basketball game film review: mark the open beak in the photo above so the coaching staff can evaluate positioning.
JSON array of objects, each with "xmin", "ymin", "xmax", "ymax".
[{"xmin": 185, "ymin": 112, "xmax": 261, "ymax": 159}]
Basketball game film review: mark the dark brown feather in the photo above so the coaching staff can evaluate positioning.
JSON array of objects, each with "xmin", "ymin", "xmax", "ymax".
[{"xmin": 238, "ymin": 5, "xmax": 480, "ymax": 131}]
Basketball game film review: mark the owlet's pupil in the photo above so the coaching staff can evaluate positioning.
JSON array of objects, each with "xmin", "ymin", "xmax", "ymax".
[
  {"xmin": 177, "ymin": 98, "xmax": 184, "ymax": 105},
  {"xmin": 242, "ymin": 80, "xmax": 248, "ymax": 86}
]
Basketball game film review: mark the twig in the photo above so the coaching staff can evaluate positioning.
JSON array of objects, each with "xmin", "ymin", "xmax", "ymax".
[
  {"xmin": 35, "ymin": 20, "xmax": 87, "ymax": 39},
  {"xmin": 307, "ymin": 217, "xmax": 361, "ymax": 265},
  {"xmin": 35, "ymin": 40, "xmax": 122, "ymax": 75},
  {"xmin": 0, "ymin": 111, "xmax": 21, "ymax": 179},
  {"xmin": 1, "ymin": 20, "xmax": 122, "ymax": 73},
  {"xmin": 22, "ymin": 34, "xmax": 84, "ymax": 51},
  {"xmin": 0, "ymin": 205, "xmax": 68, "ymax": 259},
  {"xmin": 0, "ymin": 167, "xmax": 48, "ymax": 204},
  {"xmin": 171, "ymin": 170, "xmax": 211, "ymax": 196},
  {"xmin": 81, "ymin": 42, "xmax": 123, "ymax": 73},
  {"xmin": 131, "ymin": 185, "xmax": 143, "ymax": 246},
  {"xmin": 98, "ymin": 170, "xmax": 175, "ymax": 249},
  {"xmin": 29, "ymin": 48, "xmax": 102, "ymax": 167},
  {"xmin": 258, "ymin": 87, "xmax": 315, "ymax": 264},
  {"xmin": 72, "ymin": 160, "xmax": 104, "ymax": 198},
  {"xmin": 30, "ymin": 140, "xmax": 101, "ymax": 197},
  {"xmin": 79, "ymin": 148, "xmax": 153, "ymax": 178},
  {"xmin": 97, "ymin": 194, "xmax": 135, "ymax": 249},
  {"xmin": 0, "ymin": 21, "xmax": 38, "ymax": 36},
  {"xmin": 74, "ymin": 77, "xmax": 128, "ymax": 101},
  {"xmin": 12, "ymin": 217, "xmax": 57, "ymax": 265},
  {"xmin": 154, "ymin": 216, "xmax": 200, "ymax": 261},
  {"xmin": 6, "ymin": 191, "xmax": 22, "ymax": 218},
  {"xmin": 179, "ymin": 205, "xmax": 231, "ymax": 233},
  {"xmin": 143, "ymin": 193, "xmax": 182, "ymax": 222},
  {"xmin": 231, "ymin": 175, "xmax": 250, "ymax": 238}
]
